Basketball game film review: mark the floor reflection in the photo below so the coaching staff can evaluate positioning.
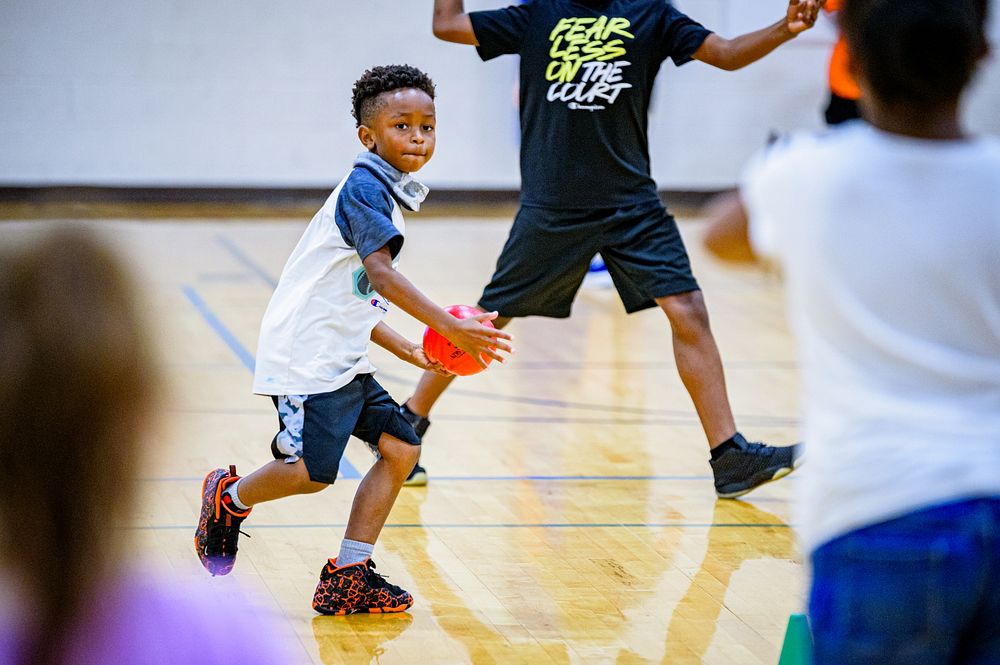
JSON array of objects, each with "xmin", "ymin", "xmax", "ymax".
[
  {"xmin": 386, "ymin": 490, "xmax": 573, "ymax": 665},
  {"xmin": 660, "ymin": 500, "xmax": 796, "ymax": 663}
]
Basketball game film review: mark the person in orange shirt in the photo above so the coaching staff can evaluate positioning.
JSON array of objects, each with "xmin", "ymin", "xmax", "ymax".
[{"xmin": 824, "ymin": 0, "xmax": 862, "ymax": 124}]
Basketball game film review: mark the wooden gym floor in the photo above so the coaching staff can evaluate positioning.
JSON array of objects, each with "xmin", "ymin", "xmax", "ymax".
[{"xmin": 0, "ymin": 212, "xmax": 802, "ymax": 664}]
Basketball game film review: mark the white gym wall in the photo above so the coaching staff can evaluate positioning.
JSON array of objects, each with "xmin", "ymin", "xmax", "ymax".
[{"xmin": 1, "ymin": 0, "xmax": 998, "ymax": 190}]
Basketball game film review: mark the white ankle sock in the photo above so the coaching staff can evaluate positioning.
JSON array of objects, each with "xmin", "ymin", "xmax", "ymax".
[
  {"xmin": 224, "ymin": 479, "xmax": 250, "ymax": 510},
  {"xmin": 337, "ymin": 539, "xmax": 374, "ymax": 567}
]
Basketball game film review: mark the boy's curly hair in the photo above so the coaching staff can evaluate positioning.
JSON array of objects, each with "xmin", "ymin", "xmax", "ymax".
[{"xmin": 351, "ymin": 65, "xmax": 436, "ymax": 128}]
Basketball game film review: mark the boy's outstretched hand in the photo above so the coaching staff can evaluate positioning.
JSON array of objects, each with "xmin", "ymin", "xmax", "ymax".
[
  {"xmin": 445, "ymin": 311, "xmax": 514, "ymax": 370},
  {"xmin": 362, "ymin": 247, "xmax": 514, "ymax": 371},
  {"xmin": 787, "ymin": 0, "xmax": 824, "ymax": 34}
]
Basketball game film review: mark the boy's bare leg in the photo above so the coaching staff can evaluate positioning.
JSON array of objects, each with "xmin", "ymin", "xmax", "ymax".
[
  {"xmin": 655, "ymin": 290, "xmax": 737, "ymax": 448},
  {"xmin": 235, "ymin": 459, "xmax": 328, "ymax": 506},
  {"xmin": 344, "ymin": 434, "xmax": 421, "ymax": 544},
  {"xmin": 405, "ymin": 371, "xmax": 457, "ymax": 417},
  {"xmin": 310, "ymin": 434, "xmax": 419, "ymax": 615},
  {"xmin": 405, "ymin": 316, "xmax": 512, "ymax": 417},
  {"xmin": 196, "ymin": 457, "xmax": 327, "ymax": 577},
  {"xmin": 406, "ymin": 297, "xmax": 736, "ymax": 447}
]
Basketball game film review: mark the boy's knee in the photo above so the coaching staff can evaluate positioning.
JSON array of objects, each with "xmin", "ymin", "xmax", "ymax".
[
  {"xmin": 379, "ymin": 435, "xmax": 420, "ymax": 467},
  {"xmin": 395, "ymin": 443, "xmax": 421, "ymax": 467},
  {"xmin": 657, "ymin": 291, "xmax": 710, "ymax": 335},
  {"xmin": 291, "ymin": 460, "xmax": 330, "ymax": 493}
]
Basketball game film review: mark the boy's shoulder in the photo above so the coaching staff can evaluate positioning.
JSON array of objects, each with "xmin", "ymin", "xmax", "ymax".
[
  {"xmin": 325, "ymin": 165, "xmax": 401, "ymax": 235},
  {"xmin": 337, "ymin": 164, "xmax": 396, "ymax": 209},
  {"xmin": 328, "ymin": 163, "xmax": 404, "ymax": 253}
]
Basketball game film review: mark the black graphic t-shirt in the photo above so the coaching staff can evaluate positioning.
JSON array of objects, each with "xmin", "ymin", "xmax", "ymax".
[{"xmin": 470, "ymin": 0, "xmax": 711, "ymax": 209}]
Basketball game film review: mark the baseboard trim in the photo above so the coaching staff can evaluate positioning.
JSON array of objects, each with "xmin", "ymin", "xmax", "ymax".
[{"xmin": 0, "ymin": 186, "xmax": 724, "ymax": 219}]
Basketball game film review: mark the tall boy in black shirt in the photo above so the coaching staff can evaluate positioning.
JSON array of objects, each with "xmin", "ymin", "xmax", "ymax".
[{"xmin": 401, "ymin": 0, "xmax": 823, "ymax": 497}]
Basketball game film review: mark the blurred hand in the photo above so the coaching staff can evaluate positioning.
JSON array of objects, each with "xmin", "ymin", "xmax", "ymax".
[{"xmin": 787, "ymin": 0, "xmax": 823, "ymax": 34}]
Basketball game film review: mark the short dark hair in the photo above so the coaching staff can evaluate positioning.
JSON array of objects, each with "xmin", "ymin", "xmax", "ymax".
[
  {"xmin": 351, "ymin": 64, "xmax": 436, "ymax": 127},
  {"xmin": 841, "ymin": 0, "xmax": 989, "ymax": 107}
]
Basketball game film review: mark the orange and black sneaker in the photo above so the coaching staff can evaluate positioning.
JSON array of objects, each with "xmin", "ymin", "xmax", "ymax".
[
  {"xmin": 194, "ymin": 465, "xmax": 251, "ymax": 576},
  {"xmin": 312, "ymin": 558, "xmax": 414, "ymax": 615}
]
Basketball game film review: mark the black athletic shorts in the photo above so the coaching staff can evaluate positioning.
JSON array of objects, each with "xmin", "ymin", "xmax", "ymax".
[
  {"xmin": 268, "ymin": 373, "xmax": 419, "ymax": 485},
  {"xmin": 478, "ymin": 200, "xmax": 699, "ymax": 318}
]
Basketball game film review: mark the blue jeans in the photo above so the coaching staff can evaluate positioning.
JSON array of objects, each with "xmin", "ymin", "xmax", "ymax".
[{"xmin": 809, "ymin": 498, "xmax": 1000, "ymax": 665}]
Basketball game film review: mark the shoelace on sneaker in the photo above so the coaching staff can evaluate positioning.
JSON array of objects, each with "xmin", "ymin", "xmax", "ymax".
[
  {"xmin": 205, "ymin": 512, "xmax": 248, "ymax": 556},
  {"xmin": 742, "ymin": 441, "xmax": 775, "ymax": 457},
  {"xmin": 363, "ymin": 561, "xmax": 406, "ymax": 596}
]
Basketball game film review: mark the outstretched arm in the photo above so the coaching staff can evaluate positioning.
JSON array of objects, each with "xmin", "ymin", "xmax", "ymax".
[
  {"xmin": 694, "ymin": 0, "xmax": 823, "ymax": 71},
  {"xmin": 363, "ymin": 247, "xmax": 512, "ymax": 368},
  {"xmin": 433, "ymin": 0, "xmax": 478, "ymax": 45}
]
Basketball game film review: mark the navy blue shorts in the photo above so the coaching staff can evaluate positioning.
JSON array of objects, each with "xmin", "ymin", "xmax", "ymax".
[
  {"xmin": 268, "ymin": 374, "xmax": 420, "ymax": 485},
  {"xmin": 478, "ymin": 200, "xmax": 699, "ymax": 318}
]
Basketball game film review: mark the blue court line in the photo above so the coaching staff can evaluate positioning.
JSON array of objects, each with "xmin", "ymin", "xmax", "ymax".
[
  {"xmin": 215, "ymin": 234, "xmax": 278, "ymax": 288},
  {"xmin": 167, "ymin": 408, "xmax": 787, "ymax": 428},
  {"xmin": 182, "ymin": 286, "xmax": 257, "ymax": 373},
  {"xmin": 166, "ymin": 407, "xmax": 789, "ymax": 428},
  {"xmin": 433, "ymin": 414, "xmax": 704, "ymax": 426},
  {"xmin": 166, "ymin": 408, "xmax": 724, "ymax": 427},
  {"xmin": 412, "ymin": 474, "xmax": 718, "ymax": 481},
  {"xmin": 511, "ymin": 360, "xmax": 798, "ymax": 370},
  {"xmin": 180, "ymin": 284, "xmax": 362, "ymax": 480},
  {"xmin": 141, "ymin": 474, "xmax": 722, "ymax": 482},
  {"xmin": 377, "ymin": 371, "xmax": 800, "ymax": 426},
  {"xmin": 197, "ymin": 272, "xmax": 254, "ymax": 283},
  {"xmin": 134, "ymin": 522, "xmax": 792, "ymax": 530}
]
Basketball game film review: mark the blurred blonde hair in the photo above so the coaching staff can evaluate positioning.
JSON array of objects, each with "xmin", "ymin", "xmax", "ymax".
[{"xmin": 0, "ymin": 227, "xmax": 159, "ymax": 665}]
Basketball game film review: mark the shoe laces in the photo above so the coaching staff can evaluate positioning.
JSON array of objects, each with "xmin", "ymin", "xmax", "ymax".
[
  {"xmin": 363, "ymin": 561, "xmax": 405, "ymax": 596},
  {"xmin": 742, "ymin": 440, "xmax": 774, "ymax": 457},
  {"xmin": 205, "ymin": 512, "xmax": 248, "ymax": 555}
]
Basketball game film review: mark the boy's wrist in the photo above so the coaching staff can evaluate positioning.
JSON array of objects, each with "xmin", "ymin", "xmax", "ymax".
[
  {"xmin": 437, "ymin": 317, "xmax": 462, "ymax": 337},
  {"xmin": 400, "ymin": 340, "xmax": 420, "ymax": 360}
]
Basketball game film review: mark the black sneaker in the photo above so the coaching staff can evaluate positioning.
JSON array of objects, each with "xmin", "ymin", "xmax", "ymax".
[
  {"xmin": 404, "ymin": 463, "xmax": 428, "ymax": 487},
  {"xmin": 711, "ymin": 434, "xmax": 802, "ymax": 499},
  {"xmin": 312, "ymin": 558, "xmax": 414, "ymax": 615},
  {"xmin": 399, "ymin": 403, "xmax": 431, "ymax": 440},
  {"xmin": 400, "ymin": 403, "xmax": 430, "ymax": 487}
]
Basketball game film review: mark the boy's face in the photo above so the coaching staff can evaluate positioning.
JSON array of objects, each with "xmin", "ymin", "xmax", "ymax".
[{"xmin": 358, "ymin": 88, "xmax": 436, "ymax": 173}]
